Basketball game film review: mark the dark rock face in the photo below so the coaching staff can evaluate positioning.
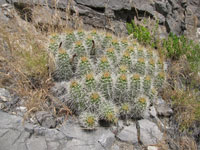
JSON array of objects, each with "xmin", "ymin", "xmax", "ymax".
[{"xmin": 3, "ymin": 0, "xmax": 200, "ymax": 37}]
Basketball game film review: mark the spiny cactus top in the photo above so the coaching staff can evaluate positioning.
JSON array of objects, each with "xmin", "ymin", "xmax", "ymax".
[{"xmin": 48, "ymin": 29, "xmax": 167, "ymax": 129}]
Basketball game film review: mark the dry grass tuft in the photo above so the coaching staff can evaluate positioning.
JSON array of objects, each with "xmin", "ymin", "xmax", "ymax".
[
  {"xmin": 0, "ymin": 5, "xmax": 72, "ymax": 118},
  {"xmin": 161, "ymin": 56, "xmax": 200, "ymax": 132}
]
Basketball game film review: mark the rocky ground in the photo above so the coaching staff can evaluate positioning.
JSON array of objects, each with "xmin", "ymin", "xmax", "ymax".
[
  {"xmin": 0, "ymin": 87, "xmax": 174, "ymax": 150},
  {"xmin": 0, "ymin": 0, "xmax": 200, "ymax": 150}
]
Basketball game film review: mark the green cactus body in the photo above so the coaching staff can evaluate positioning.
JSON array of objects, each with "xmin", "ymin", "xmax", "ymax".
[
  {"xmin": 50, "ymin": 33, "xmax": 60, "ymax": 41},
  {"xmin": 56, "ymin": 49, "xmax": 72, "ymax": 80},
  {"xmin": 85, "ymin": 91, "xmax": 103, "ymax": 112},
  {"xmin": 120, "ymin": 103, "xmax": 131, "ymax": 116},
  {"xmin": 90, "ymin": 92, "xmax": 101, "ymax": 104},
  {"xmin": 135, "ymin": 58, "xmax": 146, "ymax": 75},
  {"xmin": 146, "ymin": 49, "xmax": 153, "ymax": 59},
  {"xmin": 100, "ymin": 72, "xmax": 113, "ymax": 99},
  {"xmin": 102, "ymin": 33, "xmax": 112, "ymax": 49},
  {"xmin": 148, "ymin": 88, "xmax": 157, "ymax": 104},
  {"xmin": 120, "ymin": 51, "xmax": 132, "ymax": 70},
  {"xmin": 137, "ymin": 47, "xmax": 145, "ymax": 58},
  {"xmin": 74, "ymin": 41, "xmax": 86, "ymax": 57},
  {"xmin": 157, "ymin": 58, "xmax": 164, "ymax": 71},
  {"xmin": 143, "ymin": 75, "xmax": 151, "ymax": 95},
  {"xmin": 111, "ymin": 39, "xmax": 120, "ymax": 53},
  {"xmin": 85, "ymin": 73, "xmax": 97, "ymax": 92},
  {"xmin": 121, "ymin": 38, "xmax": 128, "ymax": 49},
  {"xmin": 65, "ymin": 31, "xmax": 76, "ymax": 49},
  {"xmin": 49, "ymin": 39, "xmax": 59, "ymax": 56},
  {"xmin": 106, "ymin": 48, "xmax": 117, "ymax": 64},
  {"xmin": 98, "ymin": 56, "xmax": 110, "ymax": 72},
  {"xmin": 85, "ymin": 35, "xmax": 93, "ymax": 50},
  {"xmin": 127, "ymin": 46, "xmax": 136, "ymax": 58},
  {"xmin": 130, "ymin": 74, "xmax": 141, "ymax": 98},
  {"xmin": 116, "ymin": 74, "xmax": 128, "ymax": 101},
  {"xmin": 147, "ymin": 59, "xmax": 155, "ymax": 76},
  {"xmin": 69, "ymin": 80, "xmax": 86, "ymax": 112},
  {"xmin": 77, "ymin": 56, "xmax": 92, "ymax": 76},
  {"xmin": 79, "ymin": 112, "xmax": 98, "ymax": 130},
  {"xmin": 77, "ymin": 30, "xmax": 85, "ymax": 40},
  {"xmin": 154, "ymin": 72, "xmax": 165, "ymax": 89},
  {"xmin": 131, "ymin": 97, "xmax": 147, "ymax": 119},
  {"xmin": 99, "ymin": 101, "xmax": 117, "ymax": 123},
  {"xmin": 90, "ymin": 30, "xmax": 100, "ymax": 41},
  {"xmin": 70, "ymin": 80, "xmax": 82, "ymax": 99},
  {"xmin": 119, "ymin": 65, "xmax": 128, "ymax": 74}
]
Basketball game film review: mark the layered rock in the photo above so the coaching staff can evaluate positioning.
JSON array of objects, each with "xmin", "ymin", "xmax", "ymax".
[{"xmin": 2, "ymin": 0, "xmax": 200, "ymax": 37}]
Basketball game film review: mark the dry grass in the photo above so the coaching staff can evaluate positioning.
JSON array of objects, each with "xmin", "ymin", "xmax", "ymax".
[
  {"xmin": 0, "ymin": 4, "xmax": 72, "ymax": 118},
  {"xmin": 161, "ymin": 57, "xmax": 200, "ymax": 132},
  {"xmin": 179, "ymin": 136, "xmax": 198, "ymax": 150}
]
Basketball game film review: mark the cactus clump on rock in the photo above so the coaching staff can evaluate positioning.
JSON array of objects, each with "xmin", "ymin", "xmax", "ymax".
[{"xmin": 48, "ymin": 29, "xmax": 166, "ymax": 129}]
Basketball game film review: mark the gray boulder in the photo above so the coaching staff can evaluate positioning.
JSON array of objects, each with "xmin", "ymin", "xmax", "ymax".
[
  {"xmin": 116, "ymin": 123, "xmax": 138, "ymax": 144},
  {"xmin": 0, "ymin": 88, "xmax": 12, "ymax": 102},
  {"xmin": 155, "ymin": 98, "xmax": 173, "ymax": 117},
  {"xmin": 59, "ymin": 118, "xmax": 115, "ymax": 150},
  {"xmin": 35, "ymin": 111, "xmax": 57, "ymax": 128},
  {"xmin": 138, "ymin": 119, "xmax": 163, "ymax": 146}
]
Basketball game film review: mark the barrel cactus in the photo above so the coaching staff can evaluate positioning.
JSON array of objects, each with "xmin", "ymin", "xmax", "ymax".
[{"xmin": 48, "ymin": 29, "xmax": 166, "ymax": 129}]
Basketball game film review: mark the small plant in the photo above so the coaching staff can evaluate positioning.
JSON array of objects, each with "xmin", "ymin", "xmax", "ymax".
[
  {"xmin": 135, "ymin": 58, "xmax": 145, "ymax": 75},
  {"xmin": 121, "ymin": 38, "xmax": 128, "ymax": 49},
  {"xmin": 79, "ymin": 112, "xmax": 98, "ymax": 130},
  {"xmin": 127, "ymin": 46, "xmax": 135, "ymax": 57},
  {"xmin": 119, "ymin": 65, "xmax": 128, "ymax": 74},
  {"xmin": 116, "ymin": 74, "xmax": 128, "ymax": 101},
  {"xmin": 100, "ymin": 71, "xmax": 113, "ymax": 99},
  {"xmin": 85, "ymin": 73, "xmax": 97, "ymax": 92},
  {"xmin": 154, "ymin": 72, "xmax": 165, "ymax": 90},
  {"xmin": 74, "ymin": 41, "xmax": 86, "ymax": 57},
  {"xmin": 131, "ymin": 97, "xmax": 147, "ymax": 118},
  {"xmin": 48, "ymin": 38, "xmax": 59, "ymax": 56},
  {"xmin": 143, "ymin": 75, "xmax": 152, "ymax": 95},
  {"xmin": 99, "ymin": 101, "xmax": 117, "ymax": 123},
  {"xmin": 77, "ymin": 56, "xmax": 92, "ymax": 76},
  {"xmin": 147, "ymin": 59, "xmax": 155, "ymax": 76},
  {"xmin": 120, "ymin": 51, "xmax": 132, "ymax": 70},
  {"xmin": 120, "ymin": 103, "xmax": 131, "ymax": 116},
  {"xmin": 77, "ymin": 29, "xmax": 85, "ymax": 40},
  {"xmin": 111, "ymin": 39, "xmax": 120, "ymax": 53},
  {"xmin": 127, "ymin": 20, "xmax": 152, "ymax": 45},
  {"xmin": 98, "ymin": 56, "xmax": 110, "ymax": 72},
  {"xmin": 106, "ymin": 48, "xmax": 117, "ymax": 64},
  {"xmin": 137, "ymin": 46, "xmax": 144, "ymax": 58},
  {"xmin": 56, "ymin": 48, "xmax": 72, "ymax": 80},
  {"xmin": 65, "ymin": 30, "xmax": 76, "ymax": 49},
  {"xmin": 130, "ymin": 74, "xmax": 141, "ymax": 98}
]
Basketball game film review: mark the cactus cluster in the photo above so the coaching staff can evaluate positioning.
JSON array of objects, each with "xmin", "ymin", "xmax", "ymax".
[{"xmin": 48, "ymin": 29, "xmax": 166, "ymax": 129}]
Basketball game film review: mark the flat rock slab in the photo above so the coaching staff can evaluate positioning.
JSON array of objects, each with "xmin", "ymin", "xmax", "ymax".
[
  {"xmin": 59, "ymin": 118, "xmax": 115, "ymax": 150},
  {"xmin": 0, "ymin": 111, "xmax": 116, "ymax": 150},
  {"xmin": 139, "ymin": 119, "xmax": 163, "ymax": 146},
  {"xmin": 116, "ymin": 123, "xmax": 138, "ymax": 144}
]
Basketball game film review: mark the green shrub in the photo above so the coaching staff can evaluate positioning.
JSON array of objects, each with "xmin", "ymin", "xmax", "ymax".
[
  {"xmin": 127, "ymin": 20, "xmax": 200, "ymax": 72},
  {"xmin": 127, "ymin": 20, "xmax": 152, "ymax": 45}
]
